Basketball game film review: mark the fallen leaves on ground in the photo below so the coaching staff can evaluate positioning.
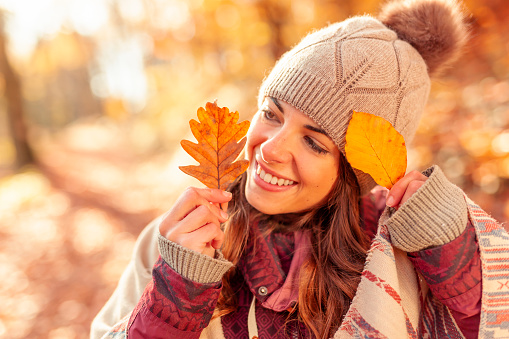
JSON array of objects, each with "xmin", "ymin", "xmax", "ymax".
[{"xmin": 0, "ymin": 123, "xmax": 196, "ymax": 339}]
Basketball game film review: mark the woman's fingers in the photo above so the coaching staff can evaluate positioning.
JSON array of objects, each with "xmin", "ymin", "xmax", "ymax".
[
  {"xmin": 162, "ymin": 203, "xmax": 224, "ymax": 242},
  {"xmin": 174, "ymin": 204, "xmax": 222, "ymax": 234},
  {"xmin": 168, "ymin": 187, "xmax": 232, "ymax": 222},
  {"xmin": 160, "ymin": 187, "xmax": 231, "ymax": 234},
  {"xmin": 398, "ymin": 180, "xmax": 425, "ymax": 206},
  {"xmin": 387, "ymin": 170, "xmax": 427, "ymax": 208},
  {"xmin": 175, "ymin": 222, "xmax": 224, "ymax": 254},
  {"xmin": 158, "ymin": 186, "xmax": 231, "ymax": 257}
]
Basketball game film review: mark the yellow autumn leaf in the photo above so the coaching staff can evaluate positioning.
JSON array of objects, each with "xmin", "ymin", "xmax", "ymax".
[
  {"xmin": 345, "ymin": 111, "xmax": 407, "ymax": 189},
  {"xmin": 179, "ymin": 101, "xmax": 250, "ymax": 190}
]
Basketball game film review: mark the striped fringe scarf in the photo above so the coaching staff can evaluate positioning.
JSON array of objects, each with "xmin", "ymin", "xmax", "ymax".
[{"xmin": 336, "ymin": 197, "xmax": 509, "ymax": 338}]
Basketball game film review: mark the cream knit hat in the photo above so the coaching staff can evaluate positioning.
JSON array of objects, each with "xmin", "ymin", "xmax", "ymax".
[{"xmin": 258, "ymin": 0, "xmax": 469, "ymax": 195}]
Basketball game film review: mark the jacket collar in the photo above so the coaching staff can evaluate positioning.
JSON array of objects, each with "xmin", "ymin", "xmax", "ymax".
[{"xmin": 238, "ymin": 220, "xmax": 311, "ymax": 312}]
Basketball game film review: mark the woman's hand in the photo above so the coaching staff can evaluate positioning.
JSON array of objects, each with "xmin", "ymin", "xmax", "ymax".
[
  {"xmin": 386, "ymin": 170, "xmax": 427, "ymax": 208},
  {"xmin": 159, "ymin": 187, "xmax": 232, "ymax": 258}
]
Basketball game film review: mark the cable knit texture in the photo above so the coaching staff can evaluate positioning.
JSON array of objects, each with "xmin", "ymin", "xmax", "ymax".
[
  {"xmin": 157, "ymin": 234, "xmax": 233, "ymax": 284},
  {"xmin": 385, "ymin": 165, "xmax": 468, "ymax": 252},
  {"xmin": 257, "ymin": 0, "xmax": 469, "ymax": 196},
  {"xmin": 258, "ymin": 16, "xmax": 431, "ymax": 195}
]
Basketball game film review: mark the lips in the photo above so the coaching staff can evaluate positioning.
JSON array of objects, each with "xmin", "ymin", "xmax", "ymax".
[{"xmin": 255, "ymin": 163, "xmax": 295, "ymax": 186}]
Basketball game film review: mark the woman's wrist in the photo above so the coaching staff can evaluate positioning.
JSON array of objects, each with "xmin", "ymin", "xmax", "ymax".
[
  {"xmin": 158, "ymin": 234, "xmax": 233, "ymax": 284},
  {"xmin": 385, "ymin": 165, "xmax": 468, "ymax": 252}
]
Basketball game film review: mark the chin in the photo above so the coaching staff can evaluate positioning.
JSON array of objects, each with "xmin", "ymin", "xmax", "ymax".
[
  {"xmin": 245, "ymin": 186, "xmax": 295, "ymax": 215},
  {"xmin": 245, "ymin": 192, "xmax": 276, "ymax": 215}
]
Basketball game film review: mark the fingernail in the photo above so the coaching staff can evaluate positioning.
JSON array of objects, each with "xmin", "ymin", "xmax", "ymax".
[
  {"xmin": 220, "ymin": 210, "xmax": 229, "ymax": 219},
  {"xmin": 386, "ymin": 196, "xmax": 394, "ymax": 207},
  {"xmin": 223, "ymin": 191, "xmax": 232, "ymax": 198}
]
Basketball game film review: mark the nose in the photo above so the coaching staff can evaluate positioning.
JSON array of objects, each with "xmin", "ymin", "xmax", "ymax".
[{"xmin": 260, "ymin": 130, "xmax": 292, "ymax": 164}]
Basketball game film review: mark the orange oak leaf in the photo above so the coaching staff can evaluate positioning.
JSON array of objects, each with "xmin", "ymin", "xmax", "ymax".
[
  {"xmin": 179, "ymin": 101, "xmax": 250, "ymax": 190},
  {"xmin": 345, "ymin": 111, "xmax": 407, "ymax": 189}
]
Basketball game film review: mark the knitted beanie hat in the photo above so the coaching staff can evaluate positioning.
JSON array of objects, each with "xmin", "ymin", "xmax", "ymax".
[{"xmin": 258, "ymin": 0, "xmax": 469, "ymax": 195}]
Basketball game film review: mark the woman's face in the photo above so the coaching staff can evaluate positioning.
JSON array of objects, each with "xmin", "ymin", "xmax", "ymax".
[{"xmin": 245, "ymin": 97, "xmax": 341, "ymax": 215}]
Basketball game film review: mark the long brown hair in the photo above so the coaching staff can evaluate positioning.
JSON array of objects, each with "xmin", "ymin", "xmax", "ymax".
[{"xmin": 216, "ymin": 152, "xmax": 369, "ymax": 338}]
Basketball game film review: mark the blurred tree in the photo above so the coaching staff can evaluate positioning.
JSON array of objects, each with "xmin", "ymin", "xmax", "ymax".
[
  {"xmin": 0, "ymin": 12, "xmax": 33, "ymax": 168},
  {"xmin": 257, "ymin": 0, "xmax": 287, "ymax": 59}
]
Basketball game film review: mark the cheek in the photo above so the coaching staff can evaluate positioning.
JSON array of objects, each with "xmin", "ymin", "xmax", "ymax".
[
  {"xmin": 245, "ymin": 120, "xmax": 264, "ymax": 158},
  {"xmin": 304, "ymin": 161, "xmax": 338, "ymax": 196},
  {"xmin": 245, "ymin": 132, "xmax": 255, "ymax": 161}
]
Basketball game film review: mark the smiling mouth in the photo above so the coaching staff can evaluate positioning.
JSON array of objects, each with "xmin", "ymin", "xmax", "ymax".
[{"xmin": 256, "ymin": 164, "xmax": 295, "ymax": 186}]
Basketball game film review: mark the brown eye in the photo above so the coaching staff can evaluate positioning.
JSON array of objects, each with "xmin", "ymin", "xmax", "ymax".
[{"xmin": 262, "ymin": 109, "xmax": 276, "ymax": 120}]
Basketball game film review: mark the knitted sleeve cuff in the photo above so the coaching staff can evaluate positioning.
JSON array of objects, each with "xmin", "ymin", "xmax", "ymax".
[
  {"xmin": 386, "ymin": 165, "xmax": 468, "ymax": 252},
  {"xmin": 157, "ymin": 234, "xmax": 233, "ymax": 284}
]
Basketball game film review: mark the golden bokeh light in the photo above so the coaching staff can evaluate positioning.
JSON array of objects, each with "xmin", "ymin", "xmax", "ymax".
[{"xmin": 0, "ymin": 0, "xmax": 508, "ymax": 338}]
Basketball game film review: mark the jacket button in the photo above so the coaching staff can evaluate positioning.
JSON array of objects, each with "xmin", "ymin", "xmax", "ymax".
[{"xmin": 258, "ymin": 286, "xmax": 268, "ymax": 296}]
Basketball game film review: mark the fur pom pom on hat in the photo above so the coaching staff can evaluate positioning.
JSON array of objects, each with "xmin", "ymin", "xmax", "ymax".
[
  {"xmin": 379, "ymin": 0, "xmax": 470, "ymax": 77},
  {"xmin": 258, "ymin": 0, "xmax": 469, "ymax": 195}
]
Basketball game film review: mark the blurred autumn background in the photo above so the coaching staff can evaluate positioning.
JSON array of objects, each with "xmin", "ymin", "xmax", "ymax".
[{"xmin": 0, "ymin": 0, "xmax": 507, "ymax": 337}]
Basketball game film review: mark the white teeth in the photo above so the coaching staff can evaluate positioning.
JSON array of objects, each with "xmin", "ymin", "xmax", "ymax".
[
  {"xmin": 256, "ymin": 164, "xmax": 294, "ymax": 186},
  {"xmin": 264, "ymin": 173, "xmax": 272, "ymax": 183}
]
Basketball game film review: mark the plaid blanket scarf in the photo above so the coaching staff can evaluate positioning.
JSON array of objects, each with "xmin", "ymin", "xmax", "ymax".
[{"xmin": 334, "ymin": 197, "xmax": 509, "ymax": 338}]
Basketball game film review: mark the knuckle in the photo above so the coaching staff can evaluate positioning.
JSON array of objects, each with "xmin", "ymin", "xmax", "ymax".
[
  {"xmin": 408, "ymin": 180, "xmax": 423, "ymax": 191},
  {"xmin": 210, "ymin": 222, "xmax": 222, "ymax": 236},
  {"xmin": 185, "ymin": 186, "xmax": 199, "ymax": 198},
  {"xmin": 201, "ymin": 222, "xmax": 214, "ymax": 233},
  {"xmin": 203, "ymin": 221, "xmax": 217, "ymax": 231},
  {"xmin": 410, "ymin": 170, "xmax": 425, "ymax": 179},
  {"xmin": 195, "ymin": 204, "xmax": 211, "ymax": 216}
]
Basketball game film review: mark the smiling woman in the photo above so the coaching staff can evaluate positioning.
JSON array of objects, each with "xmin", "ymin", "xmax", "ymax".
[
  {"xmin": 91, "ymin": 0, "xmax": 509, "ymax": 338},
  {"xmin": 244, "ymin": 98, "xmax": 340, "ymax": 215}
]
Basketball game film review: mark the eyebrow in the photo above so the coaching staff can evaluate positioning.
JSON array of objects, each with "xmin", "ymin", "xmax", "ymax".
[
  {"xmin": 304, "ymin": 124, "xmax": 328, "ymax": 136},
  {"xmin": 270, "ymin": 97, "xmax": 329, "ymax": 137},
  {"xmin": 270, "ymin": 97, "xmax": 284, "ymax": 113}
]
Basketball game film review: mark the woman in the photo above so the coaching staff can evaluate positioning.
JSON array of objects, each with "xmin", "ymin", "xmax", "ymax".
[{"xmin": 91, "ymin": 0, "xmax": 509, "ymax": 338}]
